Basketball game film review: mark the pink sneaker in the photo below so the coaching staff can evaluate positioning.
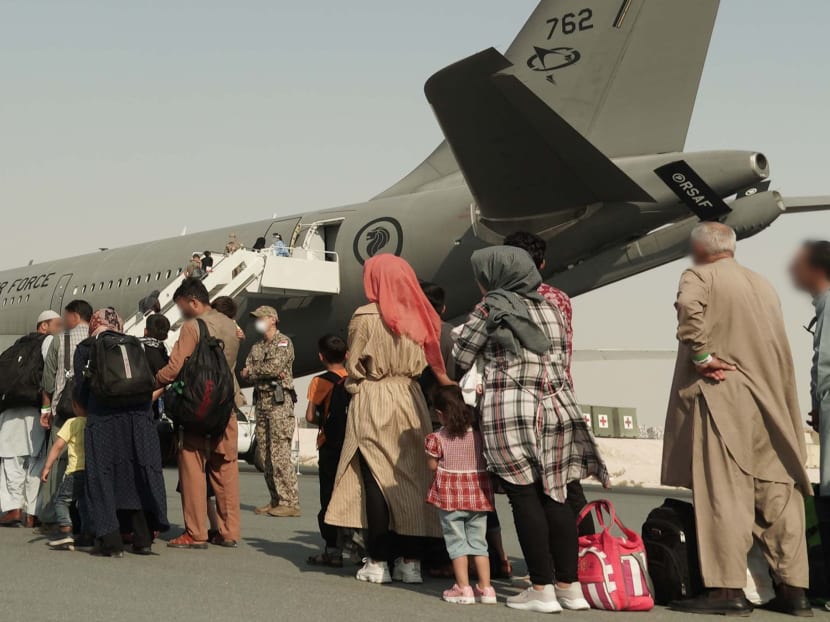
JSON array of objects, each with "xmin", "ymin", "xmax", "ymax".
[
  {"xmin": 442, "ymin": 584, "xmax": 475, "ymax": 605},
  {"xmin": 475, "ymin": 584, "xmax": 498, "ymax": 605}
]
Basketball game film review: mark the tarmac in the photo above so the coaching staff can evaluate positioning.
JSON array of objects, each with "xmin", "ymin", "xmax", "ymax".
[{"xmin": 0, "ymin": 466, "xmax": 812, "ymax": 622}]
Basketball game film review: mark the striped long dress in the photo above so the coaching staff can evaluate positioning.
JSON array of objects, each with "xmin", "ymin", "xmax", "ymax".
[{"xmin": 326, "ymin": 303, "xmax": 440, "ymax": 537}]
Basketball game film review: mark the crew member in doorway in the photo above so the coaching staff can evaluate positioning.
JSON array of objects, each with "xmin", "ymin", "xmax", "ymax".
[
  {"xmin": 663, "ymin": 222, "xmax": 811, "ymax": 616},
  {"xmin": 272, "ymin": 233, "xmax": 290, "ymax": 257},
  {"xmin": 241, "ymin": 306, "xmax": 299, "ymax": 517}
]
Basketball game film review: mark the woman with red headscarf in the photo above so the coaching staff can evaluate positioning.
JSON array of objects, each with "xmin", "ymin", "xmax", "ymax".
[{"xmin": 326, "ymin": 254, "xmax": 451, "ymax": 585}]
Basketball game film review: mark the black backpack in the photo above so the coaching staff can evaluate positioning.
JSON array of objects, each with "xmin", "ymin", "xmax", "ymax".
[
  {"xmin": 641, "ymin": 498, "xmax": 704, "ymax": 605},
  {"xmin": 85, "ymin": 331, "xmax": 155, "ymax": 407},
  {"xmin": 0, "ymin": 333, "xmax": 47, "ymax": 411},
  {"xmin": 316, "ymin": 371, "xmax": 351, "ymax": 449},
  {"xmin": 165, "ymin": 319, "xmax": 235, "ymax": 437}
]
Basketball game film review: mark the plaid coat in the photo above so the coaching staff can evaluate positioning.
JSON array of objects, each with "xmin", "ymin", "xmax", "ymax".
[{"xmin": 452, "ymin": 298, "xmax": 608, "ymax": 503}]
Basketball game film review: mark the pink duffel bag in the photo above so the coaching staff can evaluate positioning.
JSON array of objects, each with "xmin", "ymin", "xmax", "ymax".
[{"xmin": 577, "ymin": 499, "xmax": 655, "ymax": 611}]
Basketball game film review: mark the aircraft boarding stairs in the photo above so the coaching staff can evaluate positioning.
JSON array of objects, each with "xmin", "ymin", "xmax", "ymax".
[{"xmin": 123, "ymin": 247, "xmax": 340, "ymax": 344}]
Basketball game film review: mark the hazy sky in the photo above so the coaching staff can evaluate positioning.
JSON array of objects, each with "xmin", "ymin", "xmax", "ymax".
[{"xmin": 2, "ymin": 1, "xmax": 830, "ymax": 424}]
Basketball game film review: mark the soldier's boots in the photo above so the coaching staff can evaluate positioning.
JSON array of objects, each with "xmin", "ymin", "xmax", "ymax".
[
  {"xmin": 268, "ymin": 505, "xmax": 301, "ymax": 518},
  {"xmin": 254, "ymin": 502, "xmax": 277, "ymax": 515}
]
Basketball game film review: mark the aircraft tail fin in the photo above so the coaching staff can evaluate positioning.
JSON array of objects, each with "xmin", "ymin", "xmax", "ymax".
[
  {"xmin": 424, "ymin": 48, "xmax": 652, "ymax": 236},
  {"xmin": 375, "ymin": 0, "xmax": 720, "ymax": 199},
  {"xmin": 504, "ymin": 0, "xmax": 719, "ymax": 158}
]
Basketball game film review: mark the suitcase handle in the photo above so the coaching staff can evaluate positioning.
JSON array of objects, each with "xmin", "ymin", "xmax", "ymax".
[{"xmin": 577, "ymin": 499, "xmax": 639, "ymax": 542}]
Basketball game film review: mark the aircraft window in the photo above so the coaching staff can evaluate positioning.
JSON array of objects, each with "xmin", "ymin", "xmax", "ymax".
[
  {"xmin": 99, "ymin": 282, "xmax": 104, "ymax": 290},
  {"xmin": 108, "ymin": 281, "xmax": 113, "ymax": 289},
  {"xmin": 126, "ymin": 277, "xmax": 131, "ymax": 287},
  {"xmin": 90, "ymin": 284, "xmax": 95, "ymax": 292},
  {"xmin": 9, "ymin": 298, "xmax": 13, "ymax": 306},
  {"xmin": 165, "ymin": 270, "xmax": 171, "ymax": 279},
  {"xmin": 72, "ymin": 287, "xmax": 78, "ymax": 295},
  {"xmin": 82, "ymin": 285, "xmax": 87, "ymax": 294},
  {"xmin": 146, "ymin": 274, "xmax": 151, "ymax": 283},
  {"xmin": 176, "ymin": 267, "xmax": 182, "ymax": 276},
  {"xmin": 117, "ymin": 279, "xmax": 122, "ymax": 288},
  {"xmin": 155, "ymin": 272, "xmax": 161, "ymax": 280},
  {"xmin": 25, "ymin": 295, "xmax": 29, "ymax": 302},
  {"xmin": 17, "ymin": 296, "xmax": 22, "ymax": 304}
]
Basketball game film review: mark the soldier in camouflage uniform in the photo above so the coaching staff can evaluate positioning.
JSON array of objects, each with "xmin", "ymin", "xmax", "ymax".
[{"xmin": 242, "ymin": 306, "xmax": 300, "ymax": 517}]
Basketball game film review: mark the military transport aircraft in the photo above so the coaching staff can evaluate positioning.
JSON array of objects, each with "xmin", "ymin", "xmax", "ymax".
[{"xmin": 1, "ymin": 0, "xmax": 828, "ymax": 375}]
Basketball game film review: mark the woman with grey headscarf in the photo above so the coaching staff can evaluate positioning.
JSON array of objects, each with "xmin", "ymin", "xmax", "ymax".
[{"xmin": 453, "ymin": 246, "xmax": 608, "ymax": 614}]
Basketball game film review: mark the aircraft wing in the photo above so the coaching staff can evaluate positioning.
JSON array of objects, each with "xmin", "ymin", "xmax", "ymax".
[
  {"xmin": 424, "ymin": 48, "xmax": 652, "ymax": 232},
  {"xmin": 782, "ymin": 196, "xmax": 830, "ymax": 214}
]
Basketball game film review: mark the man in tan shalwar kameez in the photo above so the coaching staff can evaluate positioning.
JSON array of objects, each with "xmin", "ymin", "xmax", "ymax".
[{"xmin": 662, "ymin": 222, "xmax": 812, "ymax": 617}]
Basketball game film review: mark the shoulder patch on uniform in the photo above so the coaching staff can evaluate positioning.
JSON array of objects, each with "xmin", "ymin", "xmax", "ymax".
[{"xmin": 277, "ymin": 339, "xmax": 289, "ymax": 347}]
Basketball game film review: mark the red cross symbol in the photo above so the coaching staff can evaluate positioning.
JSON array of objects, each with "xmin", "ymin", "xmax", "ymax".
[
  {"xmin": 583, "ymin": 413, "xmax": 592, "ymax": 425},
  {"xmin": 598, "ymin": 415, "xmax": 608, "ymax": 428},
  {"xmin": 623, "ymin": 416, "xmax": 633, "ymax": 429}
]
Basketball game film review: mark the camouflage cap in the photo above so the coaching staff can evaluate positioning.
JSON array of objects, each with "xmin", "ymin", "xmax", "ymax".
[{"xmin": 250, "ymin": 305, "xmax": 279, "ymax": 321}]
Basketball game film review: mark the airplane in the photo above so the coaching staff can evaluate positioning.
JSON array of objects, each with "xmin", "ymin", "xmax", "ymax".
[{"xmin": 1, "ymin": 0, "xmax": 828, "ymax": 378}]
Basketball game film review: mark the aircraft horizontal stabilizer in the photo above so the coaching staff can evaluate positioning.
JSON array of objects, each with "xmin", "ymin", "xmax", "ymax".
[
  {"xmin": 424, "ymin": 48, "xmax": 653, "ymax": 232},
  {"xmin": 782, "ymin": 196, "xmax": 830, "ymax": 214}
]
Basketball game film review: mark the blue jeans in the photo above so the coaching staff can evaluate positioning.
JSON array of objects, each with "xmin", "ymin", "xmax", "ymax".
[
  {"xmin": 439, "ymin": 509, "xmax": 488, "ymax": 560},
  {"xmin": 54, "ymin": 470, "xmax": 89, "ymax": 534}
]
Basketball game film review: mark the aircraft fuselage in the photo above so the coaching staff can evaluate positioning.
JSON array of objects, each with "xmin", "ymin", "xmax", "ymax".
[{"xmin": 0, "ymin": 149, "xmax": 772, "ymax": 376}]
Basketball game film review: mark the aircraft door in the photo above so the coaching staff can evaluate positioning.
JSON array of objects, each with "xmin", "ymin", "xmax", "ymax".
[
  {"xmin": 50, "ymin": 274, "xmax": 73, "ymax": 312},
  {"xmin": 298, "ymin": 221, "xmax": 342, "ymax": 261}
]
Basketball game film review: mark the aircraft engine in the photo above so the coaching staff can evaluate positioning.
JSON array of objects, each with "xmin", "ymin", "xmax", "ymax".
[
  {"xmin": 551, "ymin": 191, "xmax": 783, "ymax": 297},
  {"xmin": 722, "ymin": 189, "xmax": 783, "ymax": 237}
]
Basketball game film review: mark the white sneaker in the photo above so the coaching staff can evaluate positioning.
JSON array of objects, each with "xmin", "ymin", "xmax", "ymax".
[
  {"xmin": 47, "ymin": 535, "xmax": 74, "ymax": 550},
  {"xmin": 555, "ymin": 583, "xmax": 591, "ymax": 610},
  {"xmin": 506, "ymin": 585, "xmax": 562, "ymax": 614},
  {"xmin": 392, "ymin": 558, "xmax": 423, "ymax": 584},
  {"xmin": 356, "ymin": 558, "xmax": 391, "ymax": 584}
]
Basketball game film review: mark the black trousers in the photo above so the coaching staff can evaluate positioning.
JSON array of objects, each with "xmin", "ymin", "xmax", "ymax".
[
  {"xmin": 100, "ymin": 510, "xmax": 152, "ymax": 552},
  {"xmin": 501, "ymin": 478, "xmax": 578, "ymax": 585},
  {"xmin": 567, "ymin": 480, "xmax": 595, "ymax": 536},
  {"xmin": 358, "ymin": 452, "xmax": 422, "ymax": 562},
  {"xmin": 318, "ymin": 445, "xmax": 341, "ymax": 550}
]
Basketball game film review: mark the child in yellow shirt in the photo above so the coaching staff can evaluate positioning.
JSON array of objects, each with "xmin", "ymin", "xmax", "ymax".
[{"xmin": 41, "ymin": 414, "xmax": 89, "ymax": 549}]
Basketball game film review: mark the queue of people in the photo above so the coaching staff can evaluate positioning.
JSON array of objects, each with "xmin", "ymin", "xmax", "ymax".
[
  {"xmin": 0, "ymin": 279, "xmax": 254, "ymax": 555},
  {"xmin": 3, "ymin": 224, "xmax": 830, "ymax": 616}
]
